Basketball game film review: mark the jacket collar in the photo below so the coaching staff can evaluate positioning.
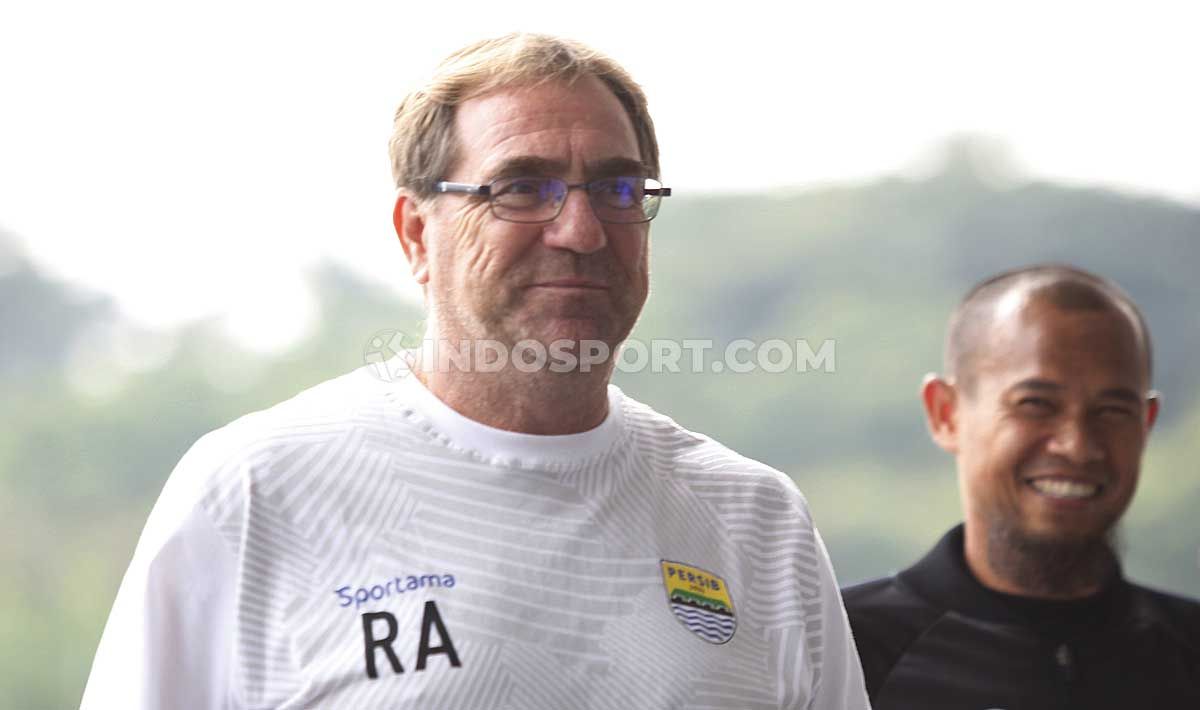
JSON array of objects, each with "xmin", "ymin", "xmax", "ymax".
[{"xmin": 897, "ymin": 524, "xmax": 1133, "ymax": 634}]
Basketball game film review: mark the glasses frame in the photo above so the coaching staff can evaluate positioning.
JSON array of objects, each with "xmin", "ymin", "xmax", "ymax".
[{"xmin": 433, "ymin": 176, "xmax": 672, "ymax": 224}]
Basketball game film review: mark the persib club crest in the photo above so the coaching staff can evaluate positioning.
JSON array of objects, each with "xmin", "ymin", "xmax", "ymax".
[{"xmin": 661, "ymin": 560, "xmax": 736, "ymax": 644}]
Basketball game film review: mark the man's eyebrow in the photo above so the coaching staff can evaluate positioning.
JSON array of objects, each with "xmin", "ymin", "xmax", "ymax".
[
  {"xmin": 1007, "ymin": 379, "xmax": 1144, "ymax": 403},
  {"xmin": 1008, "ymin": 379, "xmax": 1064, "ymax": 393},
  {"xmin": 1096, "ymin": 387, "xmax": 1144, "ymax": 404},
  {"xmin": 487, "ymin": 156, "xmax": 569, "ymax": 180}
]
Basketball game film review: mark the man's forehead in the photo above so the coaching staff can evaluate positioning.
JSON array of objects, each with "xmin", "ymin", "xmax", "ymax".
[
  {"xmin": 452, "ymin": 78, "xmax": 640, "ymax": 175},
  {"xmin": 976, "ymin": 303, "xmax": 1149, "ymax": 390},
  {"xmin": 480, "ymin": 155, "xmax": 649, "ymax": 179}
]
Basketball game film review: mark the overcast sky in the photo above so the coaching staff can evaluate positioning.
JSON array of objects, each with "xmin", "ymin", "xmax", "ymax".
[{"xmin": 2, "ymin": 0, "xmax": 1197, "ymax": 350}]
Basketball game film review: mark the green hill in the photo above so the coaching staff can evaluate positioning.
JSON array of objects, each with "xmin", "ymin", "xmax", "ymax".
[{"xmin": 2, "ymin": 146, "xmax": 1197, "ymax": 708}]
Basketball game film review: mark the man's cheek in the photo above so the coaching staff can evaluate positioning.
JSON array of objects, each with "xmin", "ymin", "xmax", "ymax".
[{"xmin": 445, "ymin": 203, "xmax": 494, "ymax": 248}]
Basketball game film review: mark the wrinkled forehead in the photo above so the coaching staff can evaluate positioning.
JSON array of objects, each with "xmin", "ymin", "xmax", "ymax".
[{"xmin": 450, "ymin": 77, "xmax": 641, "ymax": 178}]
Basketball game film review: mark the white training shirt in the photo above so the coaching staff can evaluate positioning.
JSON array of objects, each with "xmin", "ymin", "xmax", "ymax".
[{"xmin": 81, "ymin": 362, "xmax": 869, "ymax": 709}]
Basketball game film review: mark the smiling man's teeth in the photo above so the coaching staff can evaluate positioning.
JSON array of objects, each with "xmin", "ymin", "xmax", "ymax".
[{"xmin": 1029, "ymin": 479, "xmax": 1100, "ymax": 499}]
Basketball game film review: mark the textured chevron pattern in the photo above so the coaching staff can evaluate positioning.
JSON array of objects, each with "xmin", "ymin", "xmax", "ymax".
[{"xmin": 170, "ymin": 363, "xmax": 839, "ymax": 708}]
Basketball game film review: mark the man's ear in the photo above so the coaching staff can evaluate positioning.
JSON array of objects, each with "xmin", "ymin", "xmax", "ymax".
[
  {"xmin": 1145, "ymin": 390, "xmax": 1161, "ymax": 431},
  {"xmin": 921, "ymin": 373, "xmax": 960, "ymax": 454},
  {"xmin": 394, "ymin": 192, "xmax": 430, "ymax": 286}
]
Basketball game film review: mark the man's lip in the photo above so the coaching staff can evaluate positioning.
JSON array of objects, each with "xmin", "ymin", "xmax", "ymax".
[
  {"xmin": 1020, "ymin": 474, "xmax": 1107, "ymax": 500},
  {"xmin": 530, "ymin": 279, "xmax": 608, "ymax": 289},
  {"xmin": 1020, "ymin": 474, "xmax": 1105, "ymax": 485}
]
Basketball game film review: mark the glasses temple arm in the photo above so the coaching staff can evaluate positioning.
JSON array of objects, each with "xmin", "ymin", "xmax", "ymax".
[{"xmin": 434, "ymin": 181, "xmax": 491, "ymax": 196}]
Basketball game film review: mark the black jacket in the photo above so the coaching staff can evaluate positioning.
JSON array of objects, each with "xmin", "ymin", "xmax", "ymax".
[{"xmin": 842, "ymin": 526, "xmax": 1200, "ymax": 709}]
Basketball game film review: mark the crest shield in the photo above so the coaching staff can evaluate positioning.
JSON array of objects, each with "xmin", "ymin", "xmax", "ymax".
[{"xmin": 660, "ymin": 560, "xmax": 736, "ymax": 644}]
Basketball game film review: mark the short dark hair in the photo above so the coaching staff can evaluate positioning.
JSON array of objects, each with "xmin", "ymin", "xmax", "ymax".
[{"xmin": 945, "ymin": 264, "xmax": 1153, "ymax": 393}]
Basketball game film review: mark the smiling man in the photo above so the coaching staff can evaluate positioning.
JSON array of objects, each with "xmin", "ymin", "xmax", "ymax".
[
  {"xmin": 843, "ymin": 264, "xmax": 1200, "ymax": 708},
  {"xmin": 81, "ymin": 34, "xmax": 868, "ymax": 709}
]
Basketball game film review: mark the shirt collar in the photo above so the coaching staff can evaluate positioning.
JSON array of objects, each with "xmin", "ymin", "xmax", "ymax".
[
  {"xmin": 381, "ymin": 355, "xmax": 626, "ymax": 470},
  {"xmin": 898, "ymin": 524, "xmax": 1131, "ymax": 633}
]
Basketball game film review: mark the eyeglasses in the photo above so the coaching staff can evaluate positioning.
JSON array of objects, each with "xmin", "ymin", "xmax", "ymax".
[{"xmin": 433, "ymin": 176, "xmax": 672, "ymax": 224}]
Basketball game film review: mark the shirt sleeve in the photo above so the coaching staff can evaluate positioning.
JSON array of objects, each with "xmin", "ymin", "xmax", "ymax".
[
  {"xmin": 80, "ymin": 459, "xmax": 241, "ymax": 710},
  {"xmin": 807, "ymin": 527, "xmax": 872, "ymax": 710}
]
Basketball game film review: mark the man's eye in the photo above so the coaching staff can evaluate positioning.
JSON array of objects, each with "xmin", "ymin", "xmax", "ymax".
[
  {"xmin": 496, "ymin": 178, "xmax": 543, "ymax": 196},
  {"xmin": 491, "ymin": 178, "xmax": 555, "ymax": 209},
  {"xmin": 1097, "ymin": 405, "xmax": 1136, "ymax": 419},
  {"xmin": 593, "ymin": 178, "xmax": 641, "ymax": 205},
  {"xmin": 1017, "ymin": 397, "xmax": 1055, "ymax": 413}
]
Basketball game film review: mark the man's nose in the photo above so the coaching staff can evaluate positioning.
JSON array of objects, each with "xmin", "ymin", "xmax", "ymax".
[
  {"xmin": 542, "ymin": 189, "xmax": 607, "ymax": 254},
  {"xmin": 1045, "ymin": 415, "xmax": 1105, "ymax": 464}
]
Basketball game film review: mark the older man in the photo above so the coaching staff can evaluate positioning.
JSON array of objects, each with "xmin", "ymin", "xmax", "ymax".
[
  {"xmin": 82, "ymin": 34, "xmax": 868, "ymax": 709},
  {"xmin": 843, "ymin": 264, "xmax": 1200, "ymax": 708}
]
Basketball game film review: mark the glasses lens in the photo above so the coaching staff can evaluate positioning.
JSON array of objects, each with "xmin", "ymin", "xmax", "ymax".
[
  {"xmin": 489, "ymin": 177, "xmax": 566, "ymax": 222},
  {"xmin": 640, "ymin": 178, "xmax": 664, "ymax": 222},
  {"xmin": 590, "ymin": 177, "xmax": 663, "ymax": 224},
  {"xmin": 486, "ymin": 176, "xmax": 665, "ymax": 223},
  {"xmin": 590, "ymin": 176, "xmax": 642, "ymax": 209}
]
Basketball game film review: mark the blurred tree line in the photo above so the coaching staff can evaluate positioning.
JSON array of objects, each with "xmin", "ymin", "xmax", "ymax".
[{"xmin": 2, "ymin": 140, "xmax": 1198, "ymax": 708}]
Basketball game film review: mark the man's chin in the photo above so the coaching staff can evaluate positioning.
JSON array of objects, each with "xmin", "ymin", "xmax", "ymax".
[
  {"xmin": 512, "ymin": 318, "xmax": 628, "ymax": 352},
  {"xmin": 1016, "ymin": 508, "xmax": 1123, "ymax": 546},
  {"xmin": 989, "ymin": 518, "xmax": 1120, "ymax": 596},
  {"xmin": 1017, "ymin": 521, "xmax": 1108, "ymax": 546}
]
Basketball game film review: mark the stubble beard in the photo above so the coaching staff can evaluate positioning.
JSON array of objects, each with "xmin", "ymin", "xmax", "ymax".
[
  {"xmin": 986, "ymin": 515, "xmax": 1121, "ymax": 598},
  {"xmin": 475, "ymin": 280, "xmax": 643, "ymax": 373},
  {"xmin": 428, "ymin": 289, "xmax": 637, "ymax": 378}
]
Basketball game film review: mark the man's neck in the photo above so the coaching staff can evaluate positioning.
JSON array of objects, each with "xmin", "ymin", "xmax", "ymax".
[
  {"xmin": 962, "ymin": 522, "xmax": 1116, "ymax": 600},
  {"xmin": 414, "ymin": 363, "xmax": 614, "ymax": 436}
]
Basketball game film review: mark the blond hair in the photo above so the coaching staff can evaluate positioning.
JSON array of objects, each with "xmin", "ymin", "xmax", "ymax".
[{"xmin": 389, "ymin": 33, "xmax": 660, "ymax": 194}]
